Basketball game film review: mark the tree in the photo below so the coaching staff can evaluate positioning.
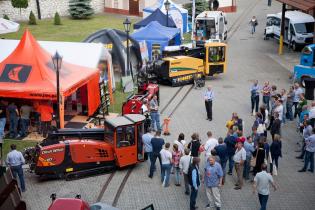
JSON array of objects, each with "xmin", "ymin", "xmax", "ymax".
[
  {"xmin": 29, "ymin": 11, "xmax": 37, "ymax": 25},
  {"xmin": 184, "ymin": 0, "xmax": 208, "ymax": 17},
  {"xmin": 54, "ymin": 12, "xmax": 61, "ymax": 25},
  {"xmin": 3, "ymin": 14, "xmax": 10, "ymax": 20},
  {"xmin": 11, "ymin": 0, "xmax": 28, "ymax": 14},
  {"xmin": 68, "ymin": 0, "xmax": 94, "ymax": 19}
]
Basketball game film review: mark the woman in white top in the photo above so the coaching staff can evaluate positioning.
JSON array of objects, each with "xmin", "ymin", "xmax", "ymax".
[{"xmin": 173, "ymin": 133, "xmax": 186, "ymax": 154}]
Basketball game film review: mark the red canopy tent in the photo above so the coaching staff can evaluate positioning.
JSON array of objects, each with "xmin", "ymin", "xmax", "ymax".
[{"xmin": 0, "ymin": 30, "xmax": 100, "ymax": 128}]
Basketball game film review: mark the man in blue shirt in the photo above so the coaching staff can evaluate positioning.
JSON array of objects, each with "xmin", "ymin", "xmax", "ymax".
[
  {"xmin": 204, "ymin": 85, "xmax": 214, "ymax": 121},
  {"xmin": 250, "ymin": 80, "xmax": 260, "ymax": 115},
  {"xmin": 190, "ymin": 157, "xmax": 200, "ymax": 210},
  {"xmin": 148, "ymin": 131, "xmax": 164, "ymax": 178},
  {"xmin": 142, "ymin": 128, "xmax": 153, "ymax": 163},
  {"xmin": 204, "ymin": 156, "xmax": 223, "ymax": 210},
  {"xmin": 224, "ymin": 129, "xmax": 237, "ymax": 175},
  {"xmin": 214, "ymin": 137, "xmax": 227, "ymax": 183},
  {"xmin": 299, "ymin": 129, "xmax": 315, "ymax": 173}
]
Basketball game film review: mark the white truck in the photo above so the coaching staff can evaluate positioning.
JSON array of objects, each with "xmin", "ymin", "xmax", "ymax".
[
  {"xmin": 194, "ymin": 11, "xmax": 228, "ymax": 43},
  {"xmin": 264, "ymin": 11, "xmax": 314, "ymax": 51}
]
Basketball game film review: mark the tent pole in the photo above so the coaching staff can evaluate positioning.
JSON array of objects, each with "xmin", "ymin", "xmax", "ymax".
[
  {"xmin": 56, "ymin": 65, "xmax": 61, "ymax": 129},
  {"xmin": 191, "ymin": 0, "xmax": 195, "ymax": 45}
]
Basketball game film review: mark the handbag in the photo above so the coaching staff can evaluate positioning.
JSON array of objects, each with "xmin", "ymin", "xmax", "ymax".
[
  {"xmin": 273, "ymin": 162, "xmax": 278, "ymax": 176},
  {"xmin": 250, "ymin": 156, "xmax": 256, "ymax": 167},
  {"xmin": 257, "ymin": 123, "xmax": 266, "ymax": 134}
]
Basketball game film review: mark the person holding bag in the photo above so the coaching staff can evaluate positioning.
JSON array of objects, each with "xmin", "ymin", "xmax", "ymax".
[
  {"xmin": 253, "ymin": 141, "xmax": 266, "ymax": 176},
  {"xmin": 270, "ymin": 134, "xmax": 282, "ymax": 175}
]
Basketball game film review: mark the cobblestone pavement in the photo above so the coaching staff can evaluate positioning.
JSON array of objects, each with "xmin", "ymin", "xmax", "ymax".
[{"xmin": 21, "ymin": 0, "xmax": 315, "ymax": 209}]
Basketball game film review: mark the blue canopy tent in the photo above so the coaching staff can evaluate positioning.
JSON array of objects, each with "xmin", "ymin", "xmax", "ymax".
[
  {"xmin": 134, "ymin": 8, "xmax": 177, "ymax": 29},
  {"xmin": 143, "ymin": 0, "xmax": 188, "ymax": 33},
  {"xmin": 131, "ymin": 21, "xmax": 181, "ymax": 60}
]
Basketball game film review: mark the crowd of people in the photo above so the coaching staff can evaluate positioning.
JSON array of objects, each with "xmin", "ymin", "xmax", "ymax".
[{"xmin": 142, "ymin": 80, "xmax": 315, "ymax": 210}]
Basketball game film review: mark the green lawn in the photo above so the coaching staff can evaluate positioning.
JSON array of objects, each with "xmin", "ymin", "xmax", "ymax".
[
  {"xmin": 0, "ymin": 13, "xmax": 140, "ymax": 42},
  {"xmin": 2, "ymin": 139, "xmax": 37, "ymax": 160},
  {"xmin": 109, "ymin": 82, "xmax": 132, "ymax": 114}
]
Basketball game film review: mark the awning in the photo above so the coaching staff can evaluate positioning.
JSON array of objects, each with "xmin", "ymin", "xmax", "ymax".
[{"xmin": 275, "ymin": 0, "xmax": 315, "ymax": 11}]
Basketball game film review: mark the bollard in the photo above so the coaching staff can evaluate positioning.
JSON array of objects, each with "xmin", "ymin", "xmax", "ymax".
[{"xmin": 163, "ymin": 118, "xmax": 171, "ymax": 135}]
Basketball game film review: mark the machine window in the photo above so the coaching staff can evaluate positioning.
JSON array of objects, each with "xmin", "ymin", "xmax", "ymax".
[
  {"xmin": 116, "ymin": 126, "xmax": 135, "ymax": 148},
  {"xmin": 266, "ymin": 17, "xmax": 274, "ymax": 26},
  {"xmin": 294, "ymin": 22, "xmax": 314, "ymax": 34},
  {"xmin": 104, "ymin": 126, "xmax": 114, "ymax": 144},
  {"xmin": 274, "ymin": 18, "xmax": 281, "ymax": 26},
  {"xmin": 208, "ymin": 46, "xmax": 225, "ymax": 62}
]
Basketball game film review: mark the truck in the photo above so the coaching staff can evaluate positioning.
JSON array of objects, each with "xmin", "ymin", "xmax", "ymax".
[
  {"xmin": 294, "ymin": 44, "xmax": 315, "ymax": 86},
  {"xmin": 194, "ymin": 11, "xmax": 228, "ymax": 43},
  {"xmin": 264, "ymin": 11, "xmax": 314, "ymax": 51}
]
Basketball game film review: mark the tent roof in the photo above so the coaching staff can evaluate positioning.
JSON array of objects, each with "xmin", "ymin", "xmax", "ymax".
[
  {"xmin": 0, "ymin": 39, "xmax": 104, "ymax": 69},
  {"xmin": 275, "ymin": 0, "xmax": 315, "ymax": 11},
  {"xmin": 131, "ymin": 21, "xmax": 180, "ymax": 41},
  {"xmin": 143, "ymin": 0, "xmax": 188, "ymax": 13},
  {"xmin": 0, "ymin": 18, "xmax": 19, "ymax": 35},
  {"xmin": 0, "ymin": 30, "xmax": 99, "ymax": 100},
  {"xmin": 134, "ymin": 8, "xmax": 177, "ymax": 29}
]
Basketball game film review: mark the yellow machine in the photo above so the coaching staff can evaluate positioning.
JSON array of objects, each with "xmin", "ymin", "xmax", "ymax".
[{"xmin": 156, "ymin": 42, "xmax": 227, "ymax": 86}]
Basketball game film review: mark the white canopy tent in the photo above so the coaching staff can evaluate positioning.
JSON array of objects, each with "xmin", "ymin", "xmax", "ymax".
[
  {"xmin": 0, "ymin": 39, "xmax": 115, "ymax": 89},
  {"xmin": 0, "ymin": 18, "xmax": 20, "ymax": 34}
]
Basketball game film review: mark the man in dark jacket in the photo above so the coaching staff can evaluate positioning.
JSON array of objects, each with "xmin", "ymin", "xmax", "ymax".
[
  {"xmin": 215, "ymin": 137, "xmax": 228, "ymax": 183},
  {"xmin": 190, "ymin": 157, "xmax": 201, "ymax": 210},
  {"xmin": 270, "ymin": 113, "xmax": 281, "ymax": 141},
  {"xmin": 224, "ymin": 129, "xmax": 237, "ymax": 175},
  {"xmin": 149, "ymin": 131, "xmax": 164, "ymax": 178}
]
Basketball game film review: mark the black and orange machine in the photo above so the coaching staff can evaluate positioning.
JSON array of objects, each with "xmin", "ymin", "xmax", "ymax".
[{"xmin": 27, "ymin": 114, "xmax": 146, "ymax": 179}]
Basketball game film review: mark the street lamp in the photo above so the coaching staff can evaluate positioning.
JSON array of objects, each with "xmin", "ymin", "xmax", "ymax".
[
  {"xmin": 164, "ymin": 0, "xmax": 170, "ymax": 27},
  {"xmin": 123, "ymin": 17, "xmax": 131, "ymax": 76},
  {"xmin": 52, "ymin": 51, "xmax": 63, "ymax": 129}
]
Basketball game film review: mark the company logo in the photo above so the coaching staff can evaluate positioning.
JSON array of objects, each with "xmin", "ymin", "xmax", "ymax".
[{"xmin": 0, "ymin": 64, "xmax": 32, "ymax": 83}]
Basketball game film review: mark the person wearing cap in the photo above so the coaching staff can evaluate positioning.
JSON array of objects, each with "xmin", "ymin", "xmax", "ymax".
[{"xmin": 233, "ymin": 141, "xmax": 246, "ymax": 190}]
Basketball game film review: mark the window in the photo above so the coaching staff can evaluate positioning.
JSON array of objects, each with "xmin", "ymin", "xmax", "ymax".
[
  {"xmin": 104, "ymin": 126, "xmax": 114, "ymax": 144},
  {"xmin": 208, "ymin": 46, "xmax": 225, "ymax": 62},
  {"xmin": 274, "ymin": 18, "xmax": 281, "ymax": 26},
  {"xmin": 294, "ymin": 22, "xmax": 315, "ymax": 34},
  {"xmin": 116, "ymin": 126, "xmax": 135, "ymax": 148},
  {"xmin": 290, "ymin": 24, "xmax": 295, "ymax": 36},
  {"xmin": 266, "ymin": 17, "xmax": 274, "ymax": 26}
]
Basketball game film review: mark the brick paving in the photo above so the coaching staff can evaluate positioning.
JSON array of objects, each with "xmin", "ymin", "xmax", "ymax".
[{"xmin": 21, "ymin": 0, "xmax": 315, "ymax": 209}]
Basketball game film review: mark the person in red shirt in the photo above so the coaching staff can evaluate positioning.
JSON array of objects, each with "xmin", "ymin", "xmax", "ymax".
[{"xmin": 38, "ymin": 101, "xmax": 53, "ymax": 138}]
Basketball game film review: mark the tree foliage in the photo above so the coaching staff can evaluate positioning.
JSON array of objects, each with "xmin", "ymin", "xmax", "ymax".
[
  {"xmin": 68, "ymin": 0, "xmax": 94, "ymax": 19},
  {"xmin": 11, "ymin": 0, "xmax": 28, "ymax": 13},
  {"xmin": 184, "ymin": 0, "xmax": 209, "ymax": 17},
  {"xmin": 3, "ymin": 14, "xmax": 10, "ymax": 20},
  {"xmin": 54, "ymin": 12, "xmax": 61, "ymax": 25},
  {"xmin": 29, "ymin": 11, "xmax": 37, "ymax": 25}
]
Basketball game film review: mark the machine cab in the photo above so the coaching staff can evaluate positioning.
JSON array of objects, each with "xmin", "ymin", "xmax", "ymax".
[
  {"xmin": 104, "ymin": 114, "xmax": 146, "ymax": 167},
  {"xmin": 204, "ymin": 42, "xmax": 227, "ymax": 76}
]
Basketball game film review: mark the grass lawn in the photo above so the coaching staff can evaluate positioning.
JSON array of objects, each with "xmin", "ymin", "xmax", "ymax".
[
  {"xmin": 0, "ymin": 13, "xmax": 140, "ymax": 42},
  {"xmin": 109, "ymin": 82, "xmax": 132, "ymax": 114},
  {"xmin": 2, "ymin": 139, "xmax": 37, "ymax": 160}
]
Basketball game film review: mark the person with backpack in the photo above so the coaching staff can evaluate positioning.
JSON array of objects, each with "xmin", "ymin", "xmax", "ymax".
[
  {"xmin": 188, "ymin": 157, "xmax": 201, "ymax": 210},
  {"xmin": 204, "ymin": 156, "xmax": 223, "ymax": 210},
  {"xmin": 180, "ymin": 148, "xmax": 192, "ymax": 195},
  {"xmin": 188, "ymin": 133, "xmax": 201, "ymax": 157}
]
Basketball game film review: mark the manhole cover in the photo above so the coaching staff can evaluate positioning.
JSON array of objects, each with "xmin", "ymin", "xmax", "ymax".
[{"xmin": 223, "ymin": 85, "xmax": 235, "ymax": 88}]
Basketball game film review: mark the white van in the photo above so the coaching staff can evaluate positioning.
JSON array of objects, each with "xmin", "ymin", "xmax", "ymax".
[
  {"xmin": 194, "ymin": 11, "xmax": 228, "ymax": 42},
  {"xmin": 264, "ymin": 11, "xmax": 314, "ymax": 50}
]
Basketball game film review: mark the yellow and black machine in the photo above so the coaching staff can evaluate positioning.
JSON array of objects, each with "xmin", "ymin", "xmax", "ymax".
[{"xmin": 146, "ymin": 42, "xmax": 227, "ymax": 86}]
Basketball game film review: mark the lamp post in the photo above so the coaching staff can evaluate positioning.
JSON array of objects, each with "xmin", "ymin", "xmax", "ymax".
[
  {"xmin": 164, "ymin": 0, "xmax": 170, "ymax": 27},
  {"xmin": 52, "ymin": 51, "xmax": 63, "ymax": 129},
  {"xmin": 123, "ymin": 17, "xmax": 131, "ymax": 76}
]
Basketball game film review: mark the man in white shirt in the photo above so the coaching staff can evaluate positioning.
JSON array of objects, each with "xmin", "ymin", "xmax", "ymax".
[
  {"xmin": 274, "ymin": 100, "xmax": 284, "ymax": 122},
  {"xmin": 160, "ymin": 143, "xmax": 172, "ymax": 187},
  {"xmin": 204, "ymin": 85, "xmax": 214, "ymax": 121},
  {"xmin": 233, "ymin": 141, "xmax": 246, "ymax": 190},
  {"xmin": 309, "ymin": 102, "xmax": 315, "ymax": 127},
  {"xmin": 179, "ymin": 148, "xmax": 192, "ymax": 195},
  {"xmin": 204, "ymin": 131, "xmax": 218, "ymax": 160},
  {"xmin": 253, "ymin": 164, "xmax": 277, "ymax": 210},
  {"xmin": 6, "ymin": 144, "xmax": 26, "ymax": 192},
  {"xmin": 174, "ymin": 133, "xmax": 186, "ymax": 154}
]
